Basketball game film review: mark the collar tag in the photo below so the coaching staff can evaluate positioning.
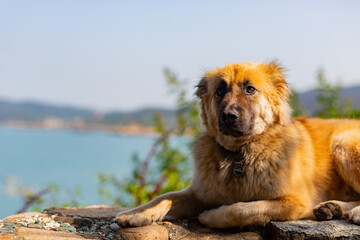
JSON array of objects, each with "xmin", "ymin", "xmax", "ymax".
[{"xmin": 233, "ymin": 165, "xmax": 245, "ymax": 177}]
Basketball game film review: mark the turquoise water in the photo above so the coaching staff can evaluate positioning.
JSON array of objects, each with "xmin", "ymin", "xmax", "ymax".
[{"xmin": 0, "ymin": 126, "xmax": 190, "ymax": 218}]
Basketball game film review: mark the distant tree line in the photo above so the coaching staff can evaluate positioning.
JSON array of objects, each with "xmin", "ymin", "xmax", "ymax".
[{"xmin": 290, "ymin": 68, "xmax": 360, "ymax": 119}]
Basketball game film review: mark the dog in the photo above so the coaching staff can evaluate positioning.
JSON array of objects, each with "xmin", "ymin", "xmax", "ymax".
[{"xmin": 116, "ymin": 61, "xmax": 360, "ymax": 229}]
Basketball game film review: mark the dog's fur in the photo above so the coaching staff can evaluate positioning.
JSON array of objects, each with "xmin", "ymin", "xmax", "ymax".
[{"xmin": 116, "ymin": 61, "xmax": 360, "ymax": 228}]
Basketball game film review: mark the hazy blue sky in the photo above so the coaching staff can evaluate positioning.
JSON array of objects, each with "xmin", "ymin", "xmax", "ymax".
[{"xmin": 1, "ymin": 1, "xmax": 359, "ymax": 111}]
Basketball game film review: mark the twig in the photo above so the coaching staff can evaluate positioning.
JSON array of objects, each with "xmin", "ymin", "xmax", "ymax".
[
  {"xmin": 17, "ymin": 187, "xmax": 50, "ymax": 214},
  {"xmin": 149, "ymin": 174, "xmax": 168, "ymax": 199},
  {"xmin": 138, "ymin": 129, "xmax": 173, "ymax": 187}
]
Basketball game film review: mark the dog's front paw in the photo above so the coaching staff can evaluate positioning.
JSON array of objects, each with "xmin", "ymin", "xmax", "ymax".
[
  {"xmin": 313, "ymin": 201, "xmax": 343, "ymax": 221},
  {"xmin": 199, "ymin": 202, "xmax": 271, "ymax": 229},
  {"xmin": 115, "ymin": 210, "xmax": 154, "ymax": 228},
  {"xmin": 349, "ymin": 206, "xmax": 360, "ymax": 225},
  {"xmin": 198, "ymin": 207, "xmax": 229, "ymax": 228},
  {"xmin": 198, "ymin": 209, "xmax": 217, "ymax": 228}
]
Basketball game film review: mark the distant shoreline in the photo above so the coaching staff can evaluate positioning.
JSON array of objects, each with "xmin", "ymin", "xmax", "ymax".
[{"xmin": 1, "ymin": 118, "xmax": 158, "ymax": 137}]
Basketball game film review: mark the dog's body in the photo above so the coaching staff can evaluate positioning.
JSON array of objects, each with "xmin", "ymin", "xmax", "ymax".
[{"xmin": 116, "ymin": 62, "xmax": 360, "ymax": 228}]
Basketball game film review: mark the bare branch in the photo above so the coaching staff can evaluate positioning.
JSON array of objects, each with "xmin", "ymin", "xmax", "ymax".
[
  {"xmin": 17, "ymin": 187, "xmax": 50, "ymax": 214},
  {"xmin": 138, "ymin": 129, "xmax": 173, "ymax": 187},
  {"xmin": 149, "ymin": 175, "xmax": 168, "ymax": 199}
]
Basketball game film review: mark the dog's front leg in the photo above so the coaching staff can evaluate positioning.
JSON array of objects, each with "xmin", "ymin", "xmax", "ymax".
[
  {"xmin": 199, "ymin": 197, "xmax": 310, "ymax": 228},
  {"xmin": 116, "ymin": 187, "xmax": 205, "ymax": 227}
]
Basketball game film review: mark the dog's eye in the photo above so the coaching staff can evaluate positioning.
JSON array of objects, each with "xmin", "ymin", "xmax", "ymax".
[
  {"xmin": 216, "ymin": 88, "xmax": 225, "ymax": 97},
  {"xmin": 245, "ymin": 86, "xmax": 256, "ymax": 95},
  {"xmin": 216, "ymin": 84, "xmax": 227, "ymax": 97}
]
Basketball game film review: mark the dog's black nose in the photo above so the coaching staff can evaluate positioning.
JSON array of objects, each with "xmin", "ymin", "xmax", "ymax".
[{"xmin": 221, "ymin": 109, "xmax": 239, "ymax": 124}]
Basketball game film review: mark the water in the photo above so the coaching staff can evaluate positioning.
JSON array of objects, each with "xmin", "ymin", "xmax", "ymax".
[{"xmin": 0, "ymin": 126, "xmax": 190, "ymax": 218}]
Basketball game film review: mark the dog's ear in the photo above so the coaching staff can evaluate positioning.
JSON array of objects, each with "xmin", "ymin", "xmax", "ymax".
[
  {"xmin": 266, "ymin": 60, "xmax": 290, "ymax": 101},
  {"xmin": 267, "ymin": 60, "xmax": 292, "ymax": 125},
  {"xmin": 195, "ymin": 76, "xmax": 208, "ymax": 98}
]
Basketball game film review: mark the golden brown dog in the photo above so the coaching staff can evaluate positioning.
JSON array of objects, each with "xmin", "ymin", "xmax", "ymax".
[{"xmin": 116, "ymin": 61, "xmax": 360, "ymax": 228}]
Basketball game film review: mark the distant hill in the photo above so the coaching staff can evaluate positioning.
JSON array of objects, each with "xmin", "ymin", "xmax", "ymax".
[
  {"xmin": 0, "ymin": 99, "xmax": 95, "ymax": 122},
  {"xmin": 298, "ymin": 86, "xmax": 360, "ymax": 116},
  {"xmin": 101, "ymin": 108, "xmax": 176, "ymax": 126},
  {"xmin": 0, "ymin": 85, "xmax": 359, "ymax": 125},
  {"xmin": 0, "ymin": 98, "xmax": 176, "ymax": 126}
]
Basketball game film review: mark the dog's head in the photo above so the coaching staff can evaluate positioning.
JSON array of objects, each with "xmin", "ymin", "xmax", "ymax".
[{"xmin": 195, "ymin": 61, "xmax": 291, "ymax": 151}]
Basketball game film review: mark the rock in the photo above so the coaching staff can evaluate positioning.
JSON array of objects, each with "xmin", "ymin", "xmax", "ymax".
[
  {"xmin": 267, "ymin": 220, "xmax": 360, "ymax": 240},
  {"xmin": 0, "ymin": 235, "xmax": 15, "ymax": 240},
  {"xmin": 80, "ymin": 226, "xmax": 89, "ymax": 232},
  {"xmin": 18, "ymin": 222, "xmax": 28, "ymax": 227},
  {"xmin": 1, "ymin": 212, "xmax": 90, "ymax": 239},
  {"xmin": 3, "ymin": 212, "xmax": 48, "ymax": 222},
  {"xmin": 116, "ymin": 224, "xmax": 168, "ymax": 240},
  {"xmin": 43, "ymin": 205, "xmax": 128, "ymax": 219},
  {"xmin": 160, "ymin": 219, "xmax": 262, "ymax": 240},
  {"xmin": 14, "ymin": 228, "xmax": 85, "ymax": 240},
  {"xmin": 110, "ymin": 222, "xmax": 121, "ymax": 231},
  {"xmin": 3, "ymin": 206, "xmax": 360, "ymax": 239},
  {"xmin": 27, "ymin": 224, "xmax": 42, "ymax": 229}
]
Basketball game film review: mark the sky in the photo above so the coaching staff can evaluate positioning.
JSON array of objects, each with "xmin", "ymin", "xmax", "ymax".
[{"xmin": 1, "ymin": 1, "xmax": 360, "ymax": 111}]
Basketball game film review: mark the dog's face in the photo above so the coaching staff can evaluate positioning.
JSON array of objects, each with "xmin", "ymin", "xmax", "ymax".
[{"xmin": 196, "ymin": 61, "xmax": 291, "ymax": 150}]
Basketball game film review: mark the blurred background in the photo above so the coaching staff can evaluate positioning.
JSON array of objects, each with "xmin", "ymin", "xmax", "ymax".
[{"xmin": 1, "ymin": 0, "xmax": 360, "ymax": 218}]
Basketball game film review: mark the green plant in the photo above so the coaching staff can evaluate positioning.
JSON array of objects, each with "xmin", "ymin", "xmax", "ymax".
[
  {"xmin": 4, "ymin": 175, "xmax": 84, "ymax": 213},
  {"xmin": 314, "ymin": 68, "xmax": 359, "ymax": 119},
  {"xmin": 315, "ymin": 68, "xmax": 343, "ymax": 118},
  {"xmin": 289, "ymin": 88, "xmax": 307, "ymax": 117},
  {"xmin": 97, "ymin": 68, "xmax": 202, "ymax": 207}
]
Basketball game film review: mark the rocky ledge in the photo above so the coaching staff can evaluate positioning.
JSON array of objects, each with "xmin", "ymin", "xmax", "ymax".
[{"xmin": 1, "ymin": 206, "xmax": 360, "ymax": 240}]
